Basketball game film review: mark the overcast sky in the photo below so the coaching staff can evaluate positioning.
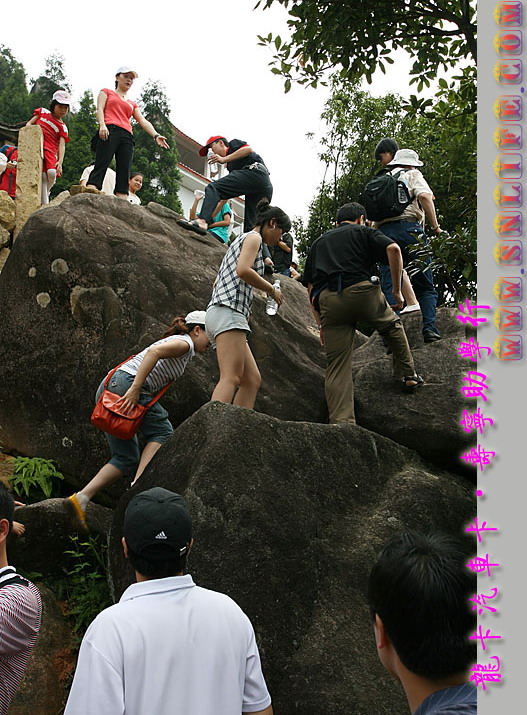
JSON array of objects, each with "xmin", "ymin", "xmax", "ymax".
[{"xmin": 4, "ymin": 0, "xmax": 421, "ymax": 222}]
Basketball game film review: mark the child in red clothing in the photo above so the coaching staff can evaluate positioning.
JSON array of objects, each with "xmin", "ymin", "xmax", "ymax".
[{"xmin": 26, "ymin": 89, "xmax": 71, "ymax": 205}]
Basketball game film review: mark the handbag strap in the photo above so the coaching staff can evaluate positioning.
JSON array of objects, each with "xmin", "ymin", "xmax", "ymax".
[{"xmin": 104, "ymin": 357, "xmax": 173, "ymax": 407}]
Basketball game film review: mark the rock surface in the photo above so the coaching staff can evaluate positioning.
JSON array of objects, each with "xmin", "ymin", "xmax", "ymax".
[
  {"xmin": 14, "ymin": 126, "xmax": 43, "ymax": 239},
  {"xmin": 0, "ymin": 189, "xmax": 15, "ymax": 231},
  {"xmin": 8, "ymin": 498, "xmax": 113, "ymax": 578},
  {"xmin": 109, "ymin": 402, "xmax": 475, "ymax": 715},
  {"xmin": 0, "ymin": 194, "xmax": 326, "ymax": 485},
  {"xmin": 353, "ymin": 308, "xmax": 473, "ymax": 474}
]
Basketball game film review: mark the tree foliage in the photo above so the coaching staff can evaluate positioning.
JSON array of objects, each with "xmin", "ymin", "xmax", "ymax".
[
  {"xmin": 28, "ymin": 53, "xmax": 71, "ymax": 114},
  {"xmin": 0, "ymin": 45, "xmax": 30, "ymax": 123},
  {"xmin": 132, "ymin": 80, "xmax": 182, "ymax": 212},
  {"xmin": 256, "ymin": 0, "xmax": 476, "ymax": 94},
  {"xmin": 297, "ymin": 79, "xmax": 476, "ymax": 303}
]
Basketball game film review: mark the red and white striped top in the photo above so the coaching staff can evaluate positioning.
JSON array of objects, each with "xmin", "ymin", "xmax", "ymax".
[{"xmin": 0, "ymin": 566, "xmax": 42, "ymax": 714}]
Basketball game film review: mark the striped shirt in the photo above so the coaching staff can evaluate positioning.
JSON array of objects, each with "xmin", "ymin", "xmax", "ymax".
[
  {"xmin": 208, "ymin": 231, "xmax": 264, "ymax": 317},
  {"xmin": 119, "ymin": 334, "xmax": 195, "ymax": 392},
  {"xmin": 0, "ymin": 566, "xmax": 42, "ymax": 715}
]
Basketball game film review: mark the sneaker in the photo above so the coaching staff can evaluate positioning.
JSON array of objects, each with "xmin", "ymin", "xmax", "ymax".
[
  {"xmin": 70, "ymin": 185, "xmax": 101, "ymax": 196},
  {"xmin": 65, "ymin": 493, "xmax": 88, "ymax": 531},
  {"xmin": 400, "ymin": 303, "xmax": 421, "ymax": 315},
  {"xmin": 423, "ymin": 330, "xmax": 441, "ymax": 343}
]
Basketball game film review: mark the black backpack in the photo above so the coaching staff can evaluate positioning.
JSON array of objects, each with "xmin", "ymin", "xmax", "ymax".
[{"xmin": 360, "ymin": 168, "xmax": 412, "ymax": 221}]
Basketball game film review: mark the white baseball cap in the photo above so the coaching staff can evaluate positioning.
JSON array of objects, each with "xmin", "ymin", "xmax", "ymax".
[
  {"xmin": 185, "ymin": 310, "xmax": 206, "ymax": 326},
  {"xmin": 116, "ymin": 66, "xmax": 138, "ymax": 78},
  {"xmin": 52, "ymin": 90, "xmax": 71, "ymax": 105}
]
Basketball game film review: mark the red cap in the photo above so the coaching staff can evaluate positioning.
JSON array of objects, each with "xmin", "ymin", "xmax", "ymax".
[{"xmin": 199, "ymin": 135, "xmax": 225, "ymax": 157}]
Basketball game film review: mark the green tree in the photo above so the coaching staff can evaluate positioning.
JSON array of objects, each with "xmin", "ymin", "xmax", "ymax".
[
  {"xmin": 28, "ymin": 52, "xmax": 70, "ymax": 113},
  {"xmin": 132, "ymin": 80, "xmax": 182, "ymax": 212},
  {"xmin": 256, "ymin": 0, "xmax": 476, "ymax": 94},
  {"xmin": 300, "ymin": 80, "xmax": 476, "ymax": 302},
  {"xmin": 54, "ymin": 90, "xmax": 98, "ymax": 196},
  {"xmin": 0, "ymin": 45, "xmax": 30, "ymax": 123}
]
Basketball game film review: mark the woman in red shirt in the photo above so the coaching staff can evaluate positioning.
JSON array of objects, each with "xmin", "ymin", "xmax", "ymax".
[
  {"xmin": 26, "ymin": 89, "xmax": 71, "ymax": 205},
  {"xmin": 86, "ymin": 66, "xmax": 169, "ymax": 198}
]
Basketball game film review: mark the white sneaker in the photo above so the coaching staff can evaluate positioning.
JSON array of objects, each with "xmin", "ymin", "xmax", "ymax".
[
  {"xmin": 400, "ymin": 303, "xmax": 421, "ymax": 315},
  {"xmin": 194, "ymin": 189, "xmax": 205, "ymax": 199}
]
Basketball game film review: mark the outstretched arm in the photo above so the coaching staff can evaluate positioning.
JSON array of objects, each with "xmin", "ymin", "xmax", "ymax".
[{"xmin": 133, "ymin": 108, "xmax": 169, "ymax": 148}]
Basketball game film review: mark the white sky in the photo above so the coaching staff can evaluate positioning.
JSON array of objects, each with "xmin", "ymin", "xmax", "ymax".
[{"xmin": 4, "ymin": 0, "xmax": 423, "ymax": 222}]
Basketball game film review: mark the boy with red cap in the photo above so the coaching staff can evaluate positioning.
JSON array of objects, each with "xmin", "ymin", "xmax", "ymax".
[{"xmin": 178, "ymin": 136, "xmax": 273, "ymax": 235}]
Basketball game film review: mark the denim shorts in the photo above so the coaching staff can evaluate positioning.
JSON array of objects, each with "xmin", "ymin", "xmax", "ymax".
[
  {"xmin": 95, "ymin": 369, "xmax": 173, "ymax": 476},
  {"xmin": 205, "ymin": 305, "xmax": 251, "ymax": 348}
]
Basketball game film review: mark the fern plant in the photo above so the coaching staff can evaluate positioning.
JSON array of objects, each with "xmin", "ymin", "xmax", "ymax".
[
  {"xmin": 63, "ymin": 534, "xmax": 112, "ymax": 635},
  {"xmin": 10, "ymin": 456, "xmax": 64, "ymax": 501}
]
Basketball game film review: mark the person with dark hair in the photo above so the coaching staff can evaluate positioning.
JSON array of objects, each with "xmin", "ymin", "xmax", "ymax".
[
  {"xmin": 302, "ymin": 201, "xmax": 422, "ymax": 424},
  {"xmin": 268, "ymin": 230, "xmax": 294, "ymax": 276},
  {"xmin": 0, "ymin": 484, "xmax": 42, "ymax": 714},
  {"xmin": 25, "ymin": 89, "xmax": 71, "ymax": 204},
  {"xmin": 367, "ymin": 531, "xmax": 477, "ymax": 714},
  {"xmin": 127, "ymin": 171, "xmax": 143, "ymax": 204},
  {"xmin": 65, "ymin": 312, "xmax": 210, "ymax": 530},
  {"xmin": 64, "ymin": 487, "xmax": 273, "ymax": 715},
  {"xmin": 84, "ymin": 67, "xmax": 169, "ymax": 199},
  {"xmin": 206, "ymin": 199, "xmax": 291, "ymax": 408},
  {"xmin": 374, "ymin": 137, "xmax": 400, "ymax": 164},
  {"xmin": 373, "ymin": 138, "xmax": 420, "ymax": 316},
  {"xmin": 375, "ymin": 148, "xmax": 442, "ymax": 343},
  {"xmin": 178, "ymin": 135, "xmax": 273, "ymax": 236}
]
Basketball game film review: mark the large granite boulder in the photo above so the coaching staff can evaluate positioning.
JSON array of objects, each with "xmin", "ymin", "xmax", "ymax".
[
  {"xmin": 109, "ymin": 402, "xmax": 474, "ymax": 715},
  {"xmin": 353, "ymin": 308, "xmax": 473, "ymax": 475},
  {"xmin": 0, "ymin": 195, "xmax": 325, "ymax": 485},
  {"xmin": 8, "ymin": 498, "xmax": 113, "ymax": 578}
]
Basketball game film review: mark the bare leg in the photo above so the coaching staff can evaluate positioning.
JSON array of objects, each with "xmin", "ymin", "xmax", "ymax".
[
  {"xmin": 233, "ymin": 343, "xmax": 262, "ymax": 409},
  {"xmin": 401, "ymin": 270, "xmax": 418, "ymax": 306},
  {"xmin": 79, "ymin": 463, "xmax": 124, "ymax": 501},
  {"xmin": 211, "ymin": 330, "xmax": 251, "ymax": 404},
  {"xmin": 130, "ymin": 441, "xmax": 163, "ymax": 486}
]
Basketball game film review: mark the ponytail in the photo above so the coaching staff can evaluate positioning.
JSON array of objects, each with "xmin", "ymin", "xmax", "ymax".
[
  {"xmin": 253, "ymin": 198, "xmax": 291, "ymax": 233},
  {"xmin": 162, "ymin": 316, "xmax": 189, "ymax": 338}
]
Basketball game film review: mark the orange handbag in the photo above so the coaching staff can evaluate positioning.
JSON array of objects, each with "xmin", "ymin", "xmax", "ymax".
[{"xmin": 91, "ymin": 359, "xmax": 172, "ymax": 440}]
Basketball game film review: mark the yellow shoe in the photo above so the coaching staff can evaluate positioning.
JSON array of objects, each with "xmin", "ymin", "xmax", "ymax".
[{"xmin": 66, "ymin": 493, "xmax": 88, "ymax": 531}]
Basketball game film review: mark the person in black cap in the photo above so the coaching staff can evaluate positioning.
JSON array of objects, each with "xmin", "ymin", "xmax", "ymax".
[
  {"xmin": 177, "ymin": 136, "xmax": 273, "ymax": 235},
  {"xmin": 65, "ymin": 488, "xmax": 273, "ymax": 715}
]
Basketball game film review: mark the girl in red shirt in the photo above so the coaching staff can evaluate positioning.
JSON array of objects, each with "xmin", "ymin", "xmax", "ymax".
[
  {"xmin": 86, "ymin": 67, "xmax": 169, "ymax": 198},
  {"xmin": 26, "ymin": 89, "xmax": 71, "ymax": 205}
]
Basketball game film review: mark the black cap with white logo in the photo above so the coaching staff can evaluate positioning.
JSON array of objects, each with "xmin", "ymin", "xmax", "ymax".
[{"xmin": 124, "ymin": 487, "xmax": 193, "ymax": 561}]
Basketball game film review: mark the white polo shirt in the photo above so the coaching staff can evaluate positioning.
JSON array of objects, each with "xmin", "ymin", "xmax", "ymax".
[{"xmin": 64, "ymin": 574, "xmax": 271, "ymax": 715}]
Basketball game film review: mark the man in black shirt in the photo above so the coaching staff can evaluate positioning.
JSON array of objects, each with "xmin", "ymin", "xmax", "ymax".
[
  {"xmin": 195, "ymin": 136, "xmax": 273, "ymax": 232},
  {"xmin": 303, "ymin": 202, "xmax": 422, "ymax": 424},
  {"xmin": 269, "ymin": 231, "xmax": 294, "ymax": 276}
]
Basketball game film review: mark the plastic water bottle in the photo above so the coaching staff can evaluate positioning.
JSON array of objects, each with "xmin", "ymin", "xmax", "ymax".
[
  {"xmin": 266, "ymin": 280, "xmax": 281, "ymax": 316},
  {"xmin": 208, "ymin": 148, "xmax": 219, "ymax": 177}
]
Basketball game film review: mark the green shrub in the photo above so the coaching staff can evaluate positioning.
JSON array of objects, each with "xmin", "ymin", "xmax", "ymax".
[{"xmin": 10, "ymin": 457, "xmax": 64, "ymax": 502}]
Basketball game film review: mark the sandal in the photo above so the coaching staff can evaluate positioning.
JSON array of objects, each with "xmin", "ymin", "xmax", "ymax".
[
  {"xmin": 176, "ymin": 218, "xmax": 208, "ymax": 236},
  {"xmin": 402, "ymin": 374, "xmax": 424, "ymax": 393}
]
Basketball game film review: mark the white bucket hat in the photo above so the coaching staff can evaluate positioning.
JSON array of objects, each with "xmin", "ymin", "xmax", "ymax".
[{"xmin": 387, "ymin": 149, "xmax": 423, "ymax": 167}]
